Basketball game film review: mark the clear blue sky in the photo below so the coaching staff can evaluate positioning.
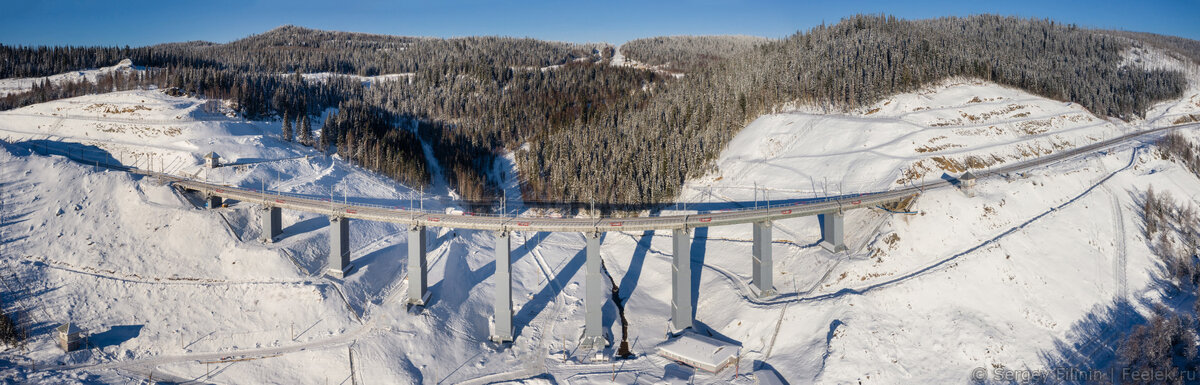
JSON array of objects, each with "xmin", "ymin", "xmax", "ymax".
[{"xmin": 2, "ymin": 0, "xmax": 1197, "ymax": 47}]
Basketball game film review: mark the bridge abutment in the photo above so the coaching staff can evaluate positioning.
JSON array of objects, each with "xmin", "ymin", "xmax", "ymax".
[
  {"xmin": 819, "ymin": 212, "xmax": 848, "ymax": 253},
  {"xmin": 491, "ymin": 230, "xmax": 514, "ymax": 343},
  {"xmin": 407, "ymin": 225, "xmax": 429, "ymax": 306},
  {"xmin": 670, "ymin": 228, "xmax": 693, "ymax": 332},
  {"xmin": 752, "ymin": 221, "xmax": 776, "ymax": 297},
  {"xmin": 582, "ymin": 232, "xmax": 606, "ymax": 349},
  {"xmin": 260, "ymin": 206, "xmax": 281, "ymax": 243},
  {"xmin": 326, "ymin": 216, "xmax": 353, "ymax": 278}
]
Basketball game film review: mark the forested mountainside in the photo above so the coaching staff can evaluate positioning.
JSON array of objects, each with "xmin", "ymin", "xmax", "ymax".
[
  {"xmin": 619, "ymin": 35, "xmax": 771, "ymax": 73},
  {"xmin": 519, "ymin": 14, "xmax": 1191, "ymax": 205},
  {"xmin": 0, "ymin": 25, "xmax": 604, "ymax": 78},
  {"xmin": 1, "ymin": 16, "xmax": 1196, "ymax": 208},
  {"xmin": 1104, "ymin": 30, "xmax": 1200, "ymax": 65}
]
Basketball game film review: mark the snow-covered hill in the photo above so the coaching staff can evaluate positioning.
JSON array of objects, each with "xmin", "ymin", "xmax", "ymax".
[
  {"xmin": 657, "ymin": 68, "xmax": 1200, "ymax": 382},
  {"xmin": 0, "ymin": 59, "xmax": 140, "ymax": 97},
  {"xmin": 2, "ymin": 55, "xmax": 1200, "ymax": 384}
]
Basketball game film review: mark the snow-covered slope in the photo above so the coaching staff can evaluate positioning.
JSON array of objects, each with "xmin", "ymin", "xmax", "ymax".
[
  {"xmin": 0, "ymin": 59, "xmax": 141, "ymax": 97},
  {"xmin": 3, "ymin": 62, "xmax": 1200, "ymax": 384},
  {"xmin": 685, "ymin": 77, "xmax": 1198, "ymax": 202},
  {"xmin": 0, "ymin": 89, "xmax": 424, "ymax": 205},
  {"xmin": 654, "ymin": 73, "xmax": 1200, "ymax": 383},
  {"xmin": 0, "ymin": 143, "xmax": 358, "ymax": 383}
]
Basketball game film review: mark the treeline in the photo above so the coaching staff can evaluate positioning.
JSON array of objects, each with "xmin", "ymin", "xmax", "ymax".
[
  {"xmin": 0, "ymin": 45, "xmax": 136, "ymax": 78},
  {"xmin": 150, "ymin": 25, "xmax": 604, "ymax": 75},
  {"xmin": 0, "ymin": 298, "xmax": 22, "ymax": 348},
  {"xmin": 516, "ymin": 14, "xmax": 1189, "ymax": 205},
  {"xmin": 0, "ymin": 28, "xmax": 621, "ymax": 196},
  {"xmin": 1118, "ymin": 186, "xmax": 1200, "ymax": 381},
  {"xmin": 1158, "ymin": 132, "xmax": 1200, "ymax": 178},
  {"xmin": 1105, "ymin": 30, "xmax": 1200, "ymax": 65},
  {"xmin": 1, "ymin": 26, "xmax": 603, "ymax": 78},
  {"xmin": 0, "ymin": 64, "xmax": 361, "ymax": 115},
  {"xmin": 1108, "ymin": 136, "xmax": 1200, "ymax": 381},
  {"xmin": 620, "ymin": 35, "xmax": 770, "ymax": 73},
  {"xmin": 1144, "ymin": 186, "xmax": 1200, "ymax": 285},
  {"xmin": 365, "ymin": 60, "xmax": 663, "ymax": 199},
  {"xmin": 0, "ymin": 66, "xmax": 163, "ymax": 110},
  {"xmin": 327, "ymin": 100, "xmax": 428, "ymax": 187}
]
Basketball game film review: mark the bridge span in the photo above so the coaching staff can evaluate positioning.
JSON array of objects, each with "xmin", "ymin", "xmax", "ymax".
[{"xmin": 40, "ymin": 120, "xmax": 1196, "ymax": 347}]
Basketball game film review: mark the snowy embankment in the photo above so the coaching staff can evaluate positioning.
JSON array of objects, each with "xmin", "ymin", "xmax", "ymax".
[
  {"xmin": 2, "ymin": 46, "xmax": 1200, "ymax": 383},
  {"xmin": 0, "ymin": 141, "xmax": 359, "ymax": 383}
]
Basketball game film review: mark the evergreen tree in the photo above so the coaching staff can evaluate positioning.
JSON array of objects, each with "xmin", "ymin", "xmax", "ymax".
[
  {"xmin": 318, "ymin": 114, "xmax": 334, "ymax": 153},
  {"xmin": 281, "ymin": 111, "xmax": 293, "ymax": 142},
  {"xmin": 299, "ymin": 113, "xmax": 312, "ymax": 145}
]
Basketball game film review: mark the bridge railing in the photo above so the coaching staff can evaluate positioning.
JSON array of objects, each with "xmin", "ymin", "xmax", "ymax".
[{"xmin": 2, "ymin": 137, "xmax": 908, "ymax": 221}]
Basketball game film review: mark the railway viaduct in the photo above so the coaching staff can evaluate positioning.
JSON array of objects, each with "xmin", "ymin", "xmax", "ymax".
[{"xmin": 164, "ymin": 121, "xmax": 1199, "ymax": 348}]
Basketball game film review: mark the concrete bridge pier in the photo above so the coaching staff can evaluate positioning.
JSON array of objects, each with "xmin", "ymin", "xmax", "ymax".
[
  {"xmin": 406, "ymin": 225, "xmax": 429, "ymax": 306},
  {"xmin": 819, "ymin": 212, "xmax": 848, "ymax": 253},
  {"xmin": 261, "ymin": 206, "xmax": 282, "ymax": 243},
  {"xmin": 490, "ymin": 230, "xmax": 514, "ymax": 343},
  {"xmin": 205, "ymin": 195, "xmax": 222, "ymax": 209},
  {"xmin": 752, "ymin": 221, "xmax": 776, "ymax": 297},
  {"xmin": 326, "ymin": 216, "xmax": 353, "ymax": 278},
  {"xmin": 670, "ymin": 228, "xmax": 693, "ymax": 332},
  {"xmin": 581, "ymin": 232, "xmax": 606, "ymax": 349}
]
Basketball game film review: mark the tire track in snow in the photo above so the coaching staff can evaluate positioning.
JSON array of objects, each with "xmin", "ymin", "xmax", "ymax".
[{"xmin": 1105, "ymin": 185, "xmax": 1128, "ymax": 300}]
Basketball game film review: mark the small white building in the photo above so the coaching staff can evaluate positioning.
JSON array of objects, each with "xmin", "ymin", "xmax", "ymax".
[
  {"xmin": 656, "ymin": 332, "xmax": 740, "ymax": 373},
  {"xmin": 56, "ymin": 323, "xmax": 84, "ymax": 352},
  {"xmin": 204, "ymin": 152, "xmax": 221, "ymax": 168},
  {"xmin": 960, "ymin": 170, "xmax": 977, "ymax": 188},
  {"xmin": 960, "ymin": 170, "xmax": 978, "ymax": 197}
]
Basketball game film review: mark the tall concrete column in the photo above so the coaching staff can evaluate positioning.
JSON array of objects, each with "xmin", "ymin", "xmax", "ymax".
[
  {"xmin": 261, "ymin": 206, "xmax": 282, "ymax": 243},
  {"xmin": 491, "ymin": 230, "xmax": 514, "ymax": 343},
  {"xmin": 671, "ymin": 228, "xmax": 693, "ymax": 332},
  {"xmin": 327, "ymin": 216, "xmax": 353, "ymax": 278},
  {"xmin": 819, "ymin": 212, "xmax": 848, "ymax": 253},
  {"xmin": 582, "ymin": 232, "xmax": 605, "ymax": 349},
  {"xmin": 206, "ymin": 195, "xmax": 222, "ymax": 209},
  {"xmin": 752, "ymin": 221, "xmax": 776, "ymax": 297},
  {"xmin": 406, "ymin": 225, "xmax": 429, "ymax": 306}
]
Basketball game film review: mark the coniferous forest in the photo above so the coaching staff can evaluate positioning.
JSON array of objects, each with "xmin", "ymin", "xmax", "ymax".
[{"xmin": 1, "ymin": 15, "xmax": 1196, "ymax": 207}]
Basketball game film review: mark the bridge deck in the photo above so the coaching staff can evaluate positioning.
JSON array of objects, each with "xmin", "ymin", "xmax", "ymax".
[{"xmin": 167, "ymin": 122, "xmax": 1194, "ymax": 233}]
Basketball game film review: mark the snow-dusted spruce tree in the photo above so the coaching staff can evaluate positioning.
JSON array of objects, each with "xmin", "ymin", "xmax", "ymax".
[
  {"xmin": 0, "ymin": 308, "xmax": 20, "ymax": 348},
  {"xmin": 298, "ymin": 114, "xmax": 312, "ymax": 145},
  {"xmin": 318, "ymin": 116, "xmax": 333, "ymax": 154},
  {"xmin": 281, "ymin": 111, "xmax": 292, "ymax": 142}
]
